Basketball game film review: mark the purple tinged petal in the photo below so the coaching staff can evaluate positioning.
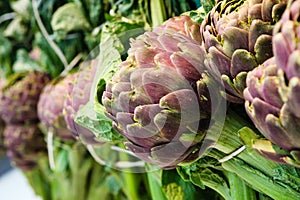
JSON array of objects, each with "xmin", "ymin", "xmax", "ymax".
[
  {"xmin": 273, "ymin": 33, "xmax": 291, "ymax": 71},
  {"xmin": 245, "ymin": 97, "xmax": 280, "ymax": 134},
  {"xmin": 202, "ymin": 29, "xmax": 220, "ymax": 50},
  {"xmin": 159, "ymin": 89, "xmax": 201, "ymax": 122},
  {"xmin": 154, "ymin": 52, "xmax": 175, "ymax": 68},
  {"xmin": 243, "ymin": 88, "xmax": 253, "ymax": 102},
  {"xmin": 171, "ymin": 53, "xmax": 201, "ymax": 82},
  {"xmin": 286, "ymin": 51, "xmax": 300, "ymax": 79},
  {"xmin": 231, "ymin": 49, "xmax": 257, "ymax": 77},
  {"xmin": 248, "ymin": 4, "xmax": 263, "ymax": 20},
  {"xmin": 254, "ymin": 34, "xmax": 273, "ymax": 64},
  {"xmin": 118, "ymin": 90, "xmax": 150, "ymax": 113},
  {"xmin": 154, "ymin": 111, "xmax": 183, "ymax": 140},
  {"xmin": 249, "ymin": 20, "xmax": 273, "ymax": 53},
  {"xmin": 111, "ymin": 82, "xmax": 132, "ymax": 96},
  {"xmin": 142, "ymin": 68, "xmax": 189, "ymax": 103},
  {"xmin": 134, "ymin": 104, "xmax": 162, "ymax": 126},
  {"xmin": 177, "ymin": 42, "xmax": 206, "ymax": 73},
  {"xmin": 222, "ymin": 27, "xmax": 249, "ymax": 57},
  {"xmin": 126, "ymin": 124, "xmax": 165, "ymax": 146},
  {"xmin": 150, "ymin": 141, "xmax": 195, "ymax": 167},
  {"xmin": 265, "ymin": 111, "xmax": 300, "ymax": 152},
  {"xmin": 261, "ymin": 0, "xmax": 276, "ymax": 21},
  {"xmin": 158, "ymin": 34, "xmax": 181, "ymax": 52},
  {"xmin": 287, "ymin": 77, "xmax": 300, "ymax": 118},
  {"xmin": 262, "ymin": 76, "xmax": 283, "ymax": 108},
  {"xmin": 135, "ymin": 47, "xmax": 161, "ymax": 68},
  {"xmin": 208, "ymin": 46, "xmax": 231, "ymax": 75},
  {"xmin": 275, "ymin": 104, "xmax": 300, "ymax": 149},
  {"xmin": 116, "ymin": 112, "xmax": 135, "ymax": 133}
]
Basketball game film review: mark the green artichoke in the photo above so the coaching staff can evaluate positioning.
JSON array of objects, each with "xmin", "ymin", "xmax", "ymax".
[
  {"xmin": 4, "ymin": 123, "xmax": 47, "ymax": 170},
  {"xmin": 0, "ymin": 71, "xmax": 50, "ymax": 124},
  {"xmin": 201, "ymin": 0, "xmax": 287, "ymax": 103},
  {"xmin": 63, "ymin": 59, "xmax": 103, "ymax": 145},
  {"xmin": 244, "ymin": 0, "xmax": 300, "ymax": 167},
  {"xmin": 102, "ymin": 16, "xmax": 223, "ymax": 168},
  {"xmin": 38, "ymin": 73, "xmax": 77, "ymax": 141}
]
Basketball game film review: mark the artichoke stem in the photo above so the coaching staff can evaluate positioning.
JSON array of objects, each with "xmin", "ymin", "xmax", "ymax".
[
  {"xmin": 150, "ymin": 0, "xmax": 166, "ymax": 27},
  {"xmin": 224, "ymin": 171, "xmax": 257, "ymax": 200}
]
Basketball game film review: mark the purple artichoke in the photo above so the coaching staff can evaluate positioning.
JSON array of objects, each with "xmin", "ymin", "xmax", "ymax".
[
  {"xmin": 244, "ymin": 0, "xmax": 300, "ymax": 167},
  {"xmin": 4, "ymin": 123, "xmax": 47, "ymax": 170},
  {"xmin": 201, "ymin": 0, "xmax": 287, "ymax": 103},
  {"xmin": 38, "ymin": 73, "xmax": 77, "ymax": 141},
  {"xmin": 0, "ymin": 71, "xmax": 50, "ymax": 124},
  {"xmin": 102, "ymin": 17, "xmax": 219, "ymax": 168},
  {"xmin": 63, "ymin": 59, "xmax": 103, "ymax": 145}
]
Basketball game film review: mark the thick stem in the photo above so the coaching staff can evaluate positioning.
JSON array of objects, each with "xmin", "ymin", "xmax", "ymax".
[
  {"xmin": 150, "ymin": 0, "xmax": 166, "ymax": 27},
  {"xmin": 203, "ymin": 109, "xmax": 300, "ymax": 199},
  {"xmin": 225, "ymin": 171, "xmax": 257, "ymax": 200}
]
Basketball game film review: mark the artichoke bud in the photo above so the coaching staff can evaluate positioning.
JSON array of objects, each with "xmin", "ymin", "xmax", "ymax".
[
  {"xmin": 4, "ymin": 123, "xmax": 47, "ymax": 171},
  {"xmin": 102, "ymin": 16, "xmax": 220, "ymax": 168},
  {"xmin": 63, "ymin": 59, "xmax": 104, "ymax": 145},
  {"xmin": 38, "ymin": 73, "xmax": 77, "ymax": 142},
  {"xmin": 244, "ymin": 0, "xmax": 300, "ymax": 166},
  {"xmin": 201, "ymin": 0, "xmax": 287, "ymax": 102},
  {"xmin": 0, "ymin": 71, "xmax": 50, "ymax": 124}
]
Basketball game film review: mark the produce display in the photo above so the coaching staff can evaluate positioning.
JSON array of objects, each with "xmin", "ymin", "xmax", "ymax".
[{"xmin": 1, "ymin": 0, "xmax": 300, "ymax": 200}]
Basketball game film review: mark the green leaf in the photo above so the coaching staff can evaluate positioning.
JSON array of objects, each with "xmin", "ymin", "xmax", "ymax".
[
  {"xmin": 75, "ymin": 101, "xmax": 124, "ymax": 142},
  {"xmin": 51, "ymin": 3, "xmax": 91, "ymax": 39},
  {"xmin": 177, "ymin": 158, "xmax": 231, "ymax": 200}
]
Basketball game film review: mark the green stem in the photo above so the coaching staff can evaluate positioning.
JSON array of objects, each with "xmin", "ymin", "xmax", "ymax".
[
  {"xmin": 123, "ymin": 172, "xmax": 141, "ymax": 200},
  {"xmin": 225, "ymin": 171, "xmax": 257, "ymax": 200},
  {"xmin": 150, "ymin": 0, "xmax": 167, "ymax": 27},
  {"xmin": 208, "ymin": 149, "xmax": 300, "ymax": 200},
  {"xmin": 203, "ymin": 109, "xmax": 300, "ymax": 199},
  {"xmin": 69, "ymin": 143, "xmax": 92, "ymax": 200},
  {"xmin": 117, "ymin": 146, "xmax": 142, "ymax": 200},
  {"xmin": 222, "ymin": 158, "xmax": 300, "ymax": 200},
  {"xmin": 146, "ymin": 170, "xmax": 167, "ymax": 200}
]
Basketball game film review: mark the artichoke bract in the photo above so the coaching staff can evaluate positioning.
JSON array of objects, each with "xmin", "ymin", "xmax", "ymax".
[
  {"xmin": 4, "ymin": 123, "xmax": 47, "ymax": 170},
  {"xmin": 0, "ymin": 71, "xmax": 50, "ymax": 124},
  {"xmin": 102, "ymin": 16, "xmax": 223, "ymax": 169},
  {"xmin": 38, "ymin": 73, "xmax": 77, "ymax": 141},
  {"xmin": 63, "ymin": 59, "xmax": 103, "ymax": 145},
  {"xmin": 201, "ymin": 0, "xmax": 287, "ymax": 103},
  {"xmin": 244, "ymin": 0, "xmax": 300, "ymax": 167}
]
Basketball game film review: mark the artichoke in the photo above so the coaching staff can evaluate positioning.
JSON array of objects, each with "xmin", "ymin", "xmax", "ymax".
[
  {"xmin": 0, "ymin": 71, "xmax": 50, "ymax": 124},
  {"xmin": 63, "ymin": 59, "xmax": 103, "ymax": 145},
  {"xmin": 201, "ymin": 0, "xmax": 287, "ymax": 102},
  {"xmin": 38, "ymin": 73, "xmax": 77, "ymax": 141},
  {"xmin": 4, "ymin": 123, "xmax": 47, "ymax": 170},
  {"xmin": 244, "ymin": 0, "xmax": 300, "ymax": 167},
  {"xmin": 102, "ymin": 17, "xmax": 220, "ymax": 168}
]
